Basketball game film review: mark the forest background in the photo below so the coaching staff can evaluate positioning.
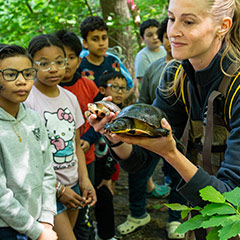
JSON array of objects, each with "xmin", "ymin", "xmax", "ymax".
[{"xmin": 0, "ymin": 0, "xmax": 168, "ymax": 99}]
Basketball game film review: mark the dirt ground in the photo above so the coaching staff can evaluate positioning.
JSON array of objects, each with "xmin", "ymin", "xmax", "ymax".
[{"xmin": 113, "ymin": 160, "xmax": 169, "ymax": 240}]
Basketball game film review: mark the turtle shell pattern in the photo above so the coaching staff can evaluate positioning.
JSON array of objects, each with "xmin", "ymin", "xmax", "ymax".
[{"xmin": 105, "ymin": 103, "xmax": 169, "ymax": 137}]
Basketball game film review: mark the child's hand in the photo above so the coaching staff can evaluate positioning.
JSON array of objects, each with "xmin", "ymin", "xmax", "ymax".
[
  {"xmin": 97, "ymin": 179, "xmax": 114, "ymax": 195},
  {"xmin": 80, "ymin": 139, "xmax": 90, "ymax": 153},
  {"xmin": 79, "ymin": 177, "xmax": 97, "ymax": 207},
  {"xmin": 59, "ymin": 186, "xmax": 86, "ymax": 208},
  {"xmin": 38, "ymin": 223, "xmax": 58, "ymax": 240}
]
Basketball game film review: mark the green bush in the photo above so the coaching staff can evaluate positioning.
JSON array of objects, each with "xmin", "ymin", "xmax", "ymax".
[{"xmin": 166, "ymin": 186, "xmax": 240, "ymax": 240}]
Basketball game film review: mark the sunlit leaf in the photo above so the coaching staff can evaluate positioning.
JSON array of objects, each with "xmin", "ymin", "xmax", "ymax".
[
  {"xmin": 201, "ymin": 203, "xmax": 235, "ymax": 216},
  {"xmin": 200, "ymin": 186, "xmax": 225, "ymax": 203}
]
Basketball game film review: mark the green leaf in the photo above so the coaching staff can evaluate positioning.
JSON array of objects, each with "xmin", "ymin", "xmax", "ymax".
[
  {"xmin": 206, "ymin": 226, "xmax": 221, "ymax": 240},
  {"xmin": 219, "ymin": 221, "xmax": 240, "ymax": 240},
  {"xmin": 223, "ymin": 187, "xmax": 240, "ymax": 207},
  {"xmin": 200, "ymin": 186, "xmax": 226, "ymax": 203},
  {"xmin": 176, "ymin": 215, "xmax": 210, "ymax": 234},
  {"xmin": 201, "ymin": 215, "xmax": 229, "ymax": 228},
  {"xmin": 181, "ymin": 209, "xmax": 191, "ymax": 219},
  {"xmin": 165, "ymin": 203, "xmax": 191, "ymax": 211},
  {"xmin": 201, "ymin": 203, "xmax": 236, "ymax": 216}
]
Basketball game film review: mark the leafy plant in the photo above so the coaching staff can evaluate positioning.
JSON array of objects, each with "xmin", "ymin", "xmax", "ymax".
[{"xmin": 166, "ymin": 186, "xmax": 240, "ymax": 240}]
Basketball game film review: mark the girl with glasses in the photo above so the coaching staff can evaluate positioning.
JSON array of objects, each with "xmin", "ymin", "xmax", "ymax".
[
  {"xmin": 0, "ymin": 44, "xmax": 57, "ymax": 239},
  {"xmin": 25, "ymin": 34, "xmax": 96, "ymax": 240}
]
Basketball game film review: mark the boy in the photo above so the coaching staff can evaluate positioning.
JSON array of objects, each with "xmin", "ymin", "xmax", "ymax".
[
  {"xmin": 95, "ymin": 71, "xmax": 129, "ymax": 240},
  {"xmin": 139, "ymin": 17, "xmax": 173, "ymax": 104},
  {"xmin": 78, "ymin": 16, "xmax": 133, "ymax": 90},
  {"xmin": 0, "ymin": 44, "xmax": 57, "ymax": 239},
  {"xmin": 134, "ymin": 19, "xmax": 167, "ymax": 83},
  {"xmin": 55, "ymin": 30, "xmax": 100, "ymax": 240}
]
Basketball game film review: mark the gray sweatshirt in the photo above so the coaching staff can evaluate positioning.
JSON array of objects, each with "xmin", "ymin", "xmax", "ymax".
[{"xmin": 0, "ymin": 104, "xmax": 56, "ymax": 239}]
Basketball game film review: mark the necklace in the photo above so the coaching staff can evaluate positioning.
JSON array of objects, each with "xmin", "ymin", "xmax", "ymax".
[{"xmin": 6, "ymin": 112, "xmax": 22, "ymax": 142}]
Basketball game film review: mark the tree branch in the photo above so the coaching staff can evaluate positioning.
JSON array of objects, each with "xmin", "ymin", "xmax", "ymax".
[
  {"xmin": 84, "ymin": 0, "xmax": 93, "ymax": 15},
  {"xmin": 25, "ymin": 0, "xmax": 34, "ymax": 14}
]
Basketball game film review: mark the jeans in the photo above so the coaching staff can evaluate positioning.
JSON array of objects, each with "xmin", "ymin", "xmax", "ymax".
[
  {"xmin": 128, "ymin": 157, "xmax": 159, "ymax": 218},
  {"xmin": 128, "ymin": 156, "xmax": 187, "ymax": 222},
  {"xmin": 163, "ymin": 161, "xmax": 188, "ymax": 222},
  {"xmin": 0, "ymin": 227, "xmax": 28, "ymax": 240}
]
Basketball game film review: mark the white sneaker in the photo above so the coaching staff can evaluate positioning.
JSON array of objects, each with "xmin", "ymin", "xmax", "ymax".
[{"xmin": 117, "ymin": 213, "xmax": 151, "ymax": 235}]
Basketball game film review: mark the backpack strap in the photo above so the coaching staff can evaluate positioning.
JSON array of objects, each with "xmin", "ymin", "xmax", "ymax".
[
  {"xmin": 181, "ymin": 82, "xmax": 191, "ymax": 155},
  {"xmin": 202, "ymin": 90, "xmax": 223, "ymax": 174},
  {"xmin": 199, "ymin": 62, "xmax": 240, "ymax": 174}
]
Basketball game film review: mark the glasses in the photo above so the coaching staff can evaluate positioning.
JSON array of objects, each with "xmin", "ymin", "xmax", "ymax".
[
  {"xmin": 0, "ymin": 68, "xmax": 37, "ymax": 81},
  {"xmin": 107, "ymin": 83, "xmax": 129, "ymax": 93},
  {"xmin": 34, "ymin": 58, "xmax": 67, "ymax": 72}
]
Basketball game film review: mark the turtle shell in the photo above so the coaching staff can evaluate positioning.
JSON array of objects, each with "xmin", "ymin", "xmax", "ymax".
[
  {"xmin": 85, "ymin": 100, "xmax": 121, "ymax": 119},
  {"xmin": 104, "ymin": 103, "xmax": 169, "ymax": 137}
]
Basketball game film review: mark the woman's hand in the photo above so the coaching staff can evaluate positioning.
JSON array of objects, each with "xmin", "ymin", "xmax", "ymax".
[
  {"xmin": 114, "ymin": 118, "xmax": 177, "ymax": 159},
  {"xmin": 79, "ymin": 176, "xmax": 97, "ymax": 207},
  {"xmin": 86, "ymin": 96, "xmax": 120, "ymax": 144},
  {"xmin": 59, "ymin": 186, "xmax": 85, "ymax": 208},
  {"xmin": 97, "ymin": 179, "xmax": 114, "ymax": 196}
]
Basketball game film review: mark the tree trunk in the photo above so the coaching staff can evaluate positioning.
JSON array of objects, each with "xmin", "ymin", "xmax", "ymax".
[{"xmin": 100, "ymin": 0, "xmax": 138, "ymax": 105}]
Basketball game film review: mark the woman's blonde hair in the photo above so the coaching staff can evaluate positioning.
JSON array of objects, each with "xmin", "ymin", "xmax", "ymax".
[{"xmin": 168, "ymin": 0, "xmax": 240, "ymax": 97}]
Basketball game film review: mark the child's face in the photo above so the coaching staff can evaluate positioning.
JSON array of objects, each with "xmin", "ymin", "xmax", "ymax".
[
  {"xmin": 33, "ymin": 45, "xmax": 66, "ymax": 87},
  {"xmin": 63, "ymin": 45, "xmax": 81, "ymax": 82},
  {"xmin": 83, "ymin": 30, "xmax": 109, "ymax": 58},
  {"xmin": 163, "ymin": 32, "xmax": 172, "ymax": 56},
  {"xmin": 0, "ymin": 56, "xmax": 34, "ymax": 107},
  {"xmin": 100, "ymin": 77, "xmax": 128, "ymax": 105},
  {"xmin": 142, "ymin": 26, "xmax": 161, "ymax": 51}
]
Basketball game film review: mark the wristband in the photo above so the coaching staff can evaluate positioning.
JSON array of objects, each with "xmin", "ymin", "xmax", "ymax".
[{"xmin": 103, "ymin": 136, "xmax": 123, "ymax": 148}]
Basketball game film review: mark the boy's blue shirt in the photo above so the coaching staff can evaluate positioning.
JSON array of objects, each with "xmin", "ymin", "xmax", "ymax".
[{"xmin": 79, "ymin": 49, "xmax": 133, "ymax": 89}]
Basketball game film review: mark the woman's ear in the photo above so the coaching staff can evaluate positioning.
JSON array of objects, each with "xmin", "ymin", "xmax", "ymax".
[
  {"xmin": 217, "ymin": 17, "xmax": 232, "ymax": 37},
  {"xmin": 99, "ymin": 86, "xmax": 106, "ymax": 95}
]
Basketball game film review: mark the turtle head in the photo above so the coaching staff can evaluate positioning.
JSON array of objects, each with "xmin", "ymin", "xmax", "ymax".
[{"xmin": 104, "ymin": 118, "xmax": 132, "ymax": 134}]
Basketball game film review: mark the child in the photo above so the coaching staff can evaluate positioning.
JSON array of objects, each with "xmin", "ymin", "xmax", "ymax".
[
  {"xmin": 54, "ymin": 29, "xmax": 101, "ymax": 240},
  {"xmin": 25, "ymin": 34, "xmax": 97, "ymax": 240},
  {"xmin": 78, "ymin": 16, "xmax": 133, "ymax": 90},
  {"xmin": 94, "ymin": 71, "xmax": 129, "ymax": 240},
  {"xmin": 134, "ymin": 19, "xmax": 167, "ymax": 83},
  {"xmin": 0, "ymin": 44, "xmax": 57, "ymax": 239},
  {"xmin": 139, "ymin": 17, "xmax": 173, "ymax": 106}
]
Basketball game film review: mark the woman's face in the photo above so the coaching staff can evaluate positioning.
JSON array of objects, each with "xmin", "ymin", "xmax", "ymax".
[{"xmin": 167, "ymin": 0, "xmax": 222, "ymax": 69}]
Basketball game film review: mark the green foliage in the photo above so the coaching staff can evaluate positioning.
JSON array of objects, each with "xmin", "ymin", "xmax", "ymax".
[
  {"xmin": 166, "ymin": 186, "xmax": 240, "ymax": 240},
  {"xmin": 135, "ymin": 0, "xmax": 168, "ymax": 22},
  {"xmin": 0, "ymin": 0, "xmax": 168, "ymax": 55},
  {"xmin": 0, "ymin": 0, "xmax": 100, "ymax": 46}
]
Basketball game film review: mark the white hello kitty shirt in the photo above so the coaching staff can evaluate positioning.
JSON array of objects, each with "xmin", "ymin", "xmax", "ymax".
[{"xmin": 25, "ymin": 85, "xmax": 84, "ymax": 187}]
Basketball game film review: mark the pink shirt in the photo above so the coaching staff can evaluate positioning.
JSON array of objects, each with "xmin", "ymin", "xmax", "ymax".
[{"xmin": 25, "ymin": 85, "xmax": 84, "ymax": 187}]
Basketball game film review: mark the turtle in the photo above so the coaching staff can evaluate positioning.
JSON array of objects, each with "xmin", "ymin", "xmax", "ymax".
[
  {"xmin": 85, "ymin": 100, "xmax": 121, "ymax": 120},
  {"xmin": 104, "ymin": 103, "xmax": 169, "ymax": 137}
]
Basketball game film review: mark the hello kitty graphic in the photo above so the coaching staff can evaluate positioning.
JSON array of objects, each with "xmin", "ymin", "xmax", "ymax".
[{"xmin": 44, "ymin": 108, "xmax": 76, "ymax": 167}]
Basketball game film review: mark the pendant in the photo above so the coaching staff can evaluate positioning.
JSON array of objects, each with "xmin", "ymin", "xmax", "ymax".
[{"xmin": 18, "ymin": 136, "xmax": 22, "ymax": 142}]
